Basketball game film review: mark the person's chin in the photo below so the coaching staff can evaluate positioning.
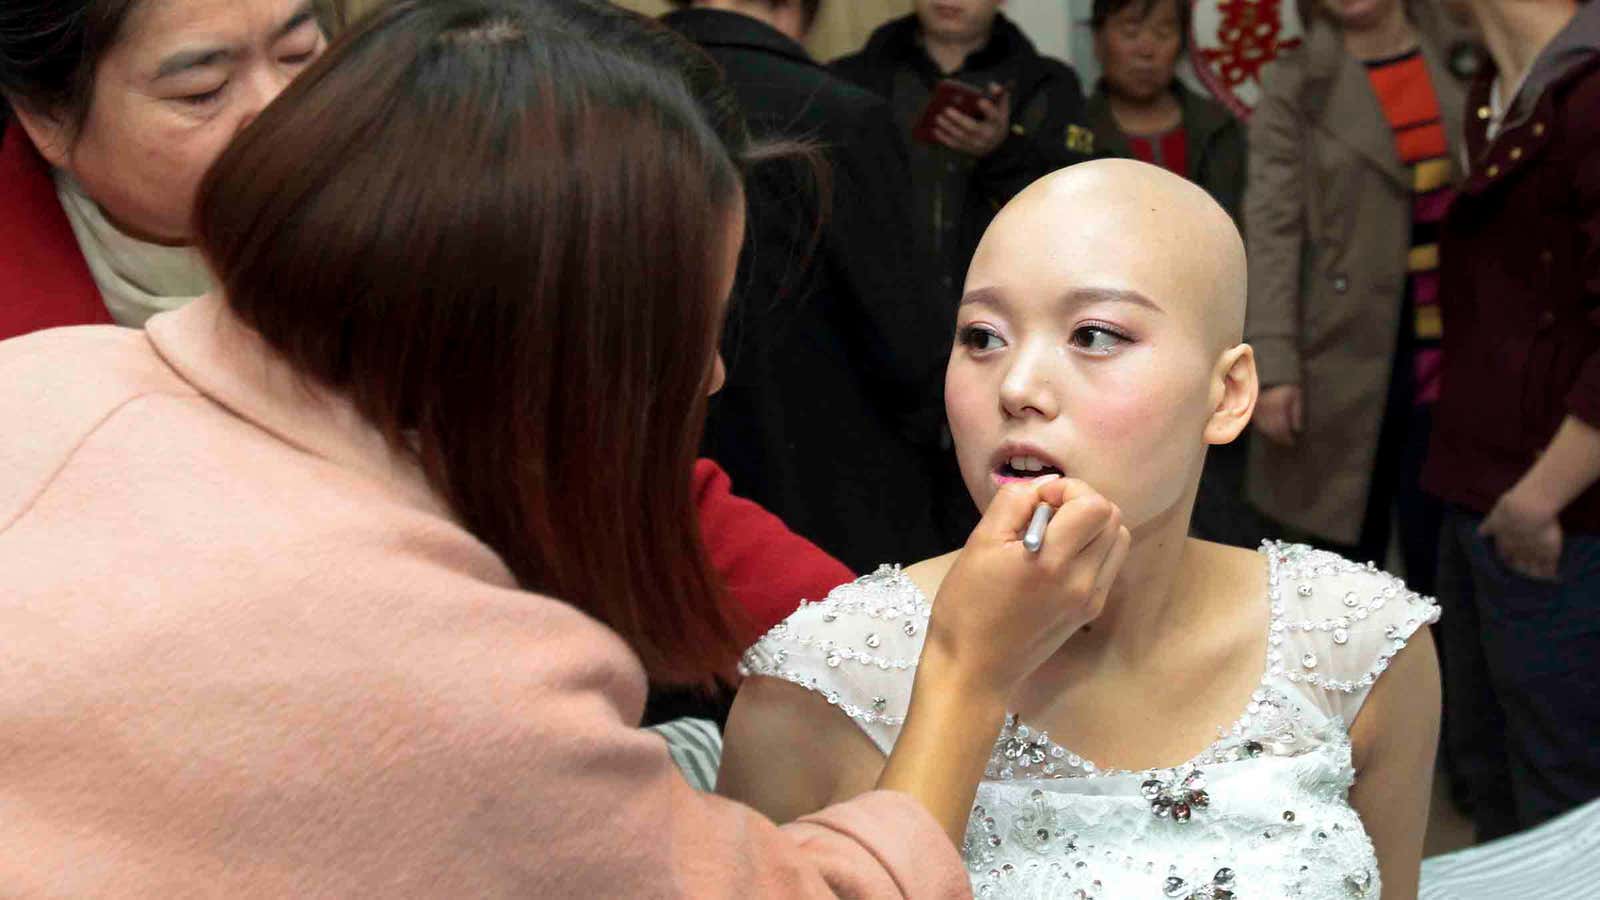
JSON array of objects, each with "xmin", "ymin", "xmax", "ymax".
[
  {"xmin": 1118, "ymin": 82, "xmax": 1168, "ymax": 104},
  {"xmin": 1331, "ymin": 0, "xmax": 1388, "ymax": 30}
]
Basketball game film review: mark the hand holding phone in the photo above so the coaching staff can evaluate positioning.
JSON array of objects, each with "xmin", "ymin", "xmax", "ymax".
[{"xmin": 914, "ymin": 80, "xmax": 1012, "ymax": 157}]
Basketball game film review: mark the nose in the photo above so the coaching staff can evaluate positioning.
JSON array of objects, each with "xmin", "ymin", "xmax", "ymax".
[
  {"xmin": 998, "ymin": 346, "xmax": 1058, "ymax": 420},
  {"xmin": 234, "ymin": 65, "xmax": 296, "ymax": 135}
]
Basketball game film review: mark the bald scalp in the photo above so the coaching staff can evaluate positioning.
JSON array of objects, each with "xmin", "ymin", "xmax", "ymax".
[{"xmin": 987, "ymin": 159, "xmax": 1248, "ymax": 354}]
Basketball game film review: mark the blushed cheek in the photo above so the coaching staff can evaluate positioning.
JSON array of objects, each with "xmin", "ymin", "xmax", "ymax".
[
  {"xmin": 1072, "ymin": 385, "xmax": 1198, "ymax": 523},
  {"xmin": 945, "ymin": 365, "xmax": 998, "ymax": 507}
]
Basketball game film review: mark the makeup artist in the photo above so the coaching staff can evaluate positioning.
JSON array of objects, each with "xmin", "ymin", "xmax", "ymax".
[
  {"xmin": 0, "ymin": 2, "xmax": 1096, "ymax": 891},
  {"xmin": 0, "ymin": 1, "xmax": 854, "ymax": 724}
]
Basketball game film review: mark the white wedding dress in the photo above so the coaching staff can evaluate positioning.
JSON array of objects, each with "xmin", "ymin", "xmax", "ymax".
[{"xmin": 742, "ymin": 542, "xmax": 1440, "ymax": 899}]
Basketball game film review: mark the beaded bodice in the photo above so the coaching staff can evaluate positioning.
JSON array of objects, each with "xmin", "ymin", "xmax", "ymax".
[{"xmin": 741, "ymin": 542, "xmax": 1440, "ymax": 899}]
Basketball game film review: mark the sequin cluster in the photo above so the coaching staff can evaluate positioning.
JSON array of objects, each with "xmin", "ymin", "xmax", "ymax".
[
  {"xmin": 1141, "ymin": 768, "xmax": 1211, "ymax": 823},
  {"xmin": 1266, "ymin": 542, "xmax": 1441, "ymax": 694}
]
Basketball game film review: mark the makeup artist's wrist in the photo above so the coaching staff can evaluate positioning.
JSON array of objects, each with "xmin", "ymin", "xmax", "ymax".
[
  {"xmin": 877, "ymin": 644, "xmax": 1011, "ymax": 843},
  {"xmin": 915, "ymin": 637, "xmax": 1016, "ymax": 714}
]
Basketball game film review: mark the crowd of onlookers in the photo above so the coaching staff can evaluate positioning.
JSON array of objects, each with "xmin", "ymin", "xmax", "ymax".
[
  {"xmin": 0, "ymin": 0, "xmax": 1596, "ymax": 890},
  {"xmin": 660, "ymin": 0, "xmax": 1600, "ymax": 849}
]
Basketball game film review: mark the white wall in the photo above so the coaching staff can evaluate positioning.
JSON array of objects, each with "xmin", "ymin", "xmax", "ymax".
[{"xmin": 1002, "ymin": 0, "xmax": 1078, "ymax": 63}]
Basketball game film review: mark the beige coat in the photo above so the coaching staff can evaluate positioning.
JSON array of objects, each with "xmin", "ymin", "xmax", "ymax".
[
  {"xmin": 0, "ymin": 296, "xmax": 968, "ymax": 897},
  {"xmin": 1243, "ymin": 12, "xmax": 1467, "ymax": 544}
]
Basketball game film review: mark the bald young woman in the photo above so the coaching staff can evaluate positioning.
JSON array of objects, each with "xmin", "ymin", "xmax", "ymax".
[{"xmin": 721, "ymin": 161, "xmax": 1441, "ymax": 899}]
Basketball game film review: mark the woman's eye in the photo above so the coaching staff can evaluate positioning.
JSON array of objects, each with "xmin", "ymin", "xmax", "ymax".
[
  {"xmin": 1069, "ymin": 325, "xmax": 1127, "ymax": 354},
  {"xmin": 280, "ymin": 40, "xmax": 324, "ymax": 66},
  {"xmin": 178, "ymin": 85, "xmax": 226, "ymax": 106},
  {"xmin": 958, "ymin": 325, "xmax": 1004, "ymax": 352}
]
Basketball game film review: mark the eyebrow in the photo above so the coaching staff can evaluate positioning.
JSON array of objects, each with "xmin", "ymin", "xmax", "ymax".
[
  {"xmin": 1063, "ymin": 286, "xmax": 1166, "ymax": 315},
  {"xmin": 154, "ymin": 3, "xmax": 318, "ymax": 79},
  {"xmin": 958, "ymin": 285, "xmax": 1167, "ymax": 314}
]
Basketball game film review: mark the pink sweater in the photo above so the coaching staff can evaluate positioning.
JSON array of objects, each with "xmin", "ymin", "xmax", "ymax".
[{"xmin": 0, "ymin": 295, "xmax": 967, "ymax": 898}]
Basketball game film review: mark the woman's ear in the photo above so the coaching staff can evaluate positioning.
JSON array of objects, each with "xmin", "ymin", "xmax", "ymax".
[
  {"xmin": 9, "ymin": 104, "xmax": 72, "ymax": 170},
  {"xmin": 1204, "ymin": 343, "xmax": 1258, "ymax": 446}
]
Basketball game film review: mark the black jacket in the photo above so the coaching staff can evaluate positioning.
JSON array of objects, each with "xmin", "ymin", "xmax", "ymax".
[
  {"xmin": 833, "ymin": 14, "xmax": 1097, "ymax": 306},
  {"xmin": 1084, "ymin": 81, "xmax": 1247, "ymax": 222},
  {"xmin": 664, "ymin": 9, "xmax": 956, "ymax": 570}
]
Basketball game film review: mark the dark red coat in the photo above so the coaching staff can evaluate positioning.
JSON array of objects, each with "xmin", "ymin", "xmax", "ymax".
[
  {"xmin": 1425, "ymin": 50, "xmax": 1600, "ymax": 532},
  {"xmin": 691, "ymin": 458, "xmax": 854, "ymax": 639},
  {"xmin": 0, "ymin": 122, "xmax": 110, "ymax": 340}
]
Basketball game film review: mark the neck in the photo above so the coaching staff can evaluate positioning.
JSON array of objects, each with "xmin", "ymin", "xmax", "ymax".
[
  {"xmin": 923, "ymin": 28, "xmax": 992, "ymax": 74},
  {"xmin": 1467, "ymin": 0, "xmax": 1579, "ymax": 88},
  {"xmin": 1067, "ymin": 492, "xmax": 1198, "ymax": 662},
  {"xmin": 695, "ymin": 0, "xmax": 781, "ymax": 31},
  {"xmin": 1107, "ymin": 88, "xmax": 1182, "ymax": 135},
  {"xmin": 1340, "ymin": 3, "xmax": 1418, "ymax": 61}
]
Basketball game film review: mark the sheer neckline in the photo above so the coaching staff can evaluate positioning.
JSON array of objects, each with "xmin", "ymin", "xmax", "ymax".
[{"xmin": 892, "ymin": 544, "xmax": 1279, "ymax": 779}]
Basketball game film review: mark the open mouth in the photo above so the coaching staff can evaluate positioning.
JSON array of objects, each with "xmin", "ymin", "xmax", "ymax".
[{"xmin": 994, "ymin": 453, "xmax": 1065, "ymax": 482}]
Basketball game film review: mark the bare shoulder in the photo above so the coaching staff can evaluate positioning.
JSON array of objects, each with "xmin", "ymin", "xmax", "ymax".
[
  {"xmin": 903, "ymin": 549, "xmax": 961, "ymax": 601},
  {"xmin": 1184, "ymin": 538, "xmax": 1270, "ymax": 604},
  {"xmin": 718, "ymin": 675, "xmax": 885, "ymax": 823}
]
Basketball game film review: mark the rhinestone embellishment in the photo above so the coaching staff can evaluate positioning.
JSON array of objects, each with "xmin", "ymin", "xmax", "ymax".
[
  {"xmin": 999, "ymin": 723, "xmax": 1051, "ymax": 772},
  {"xmin": 1164, "ymin": 867, "xmax": 1237, "ymax": 899},
  {"xmin": 1140, "ymin": 767, "xmax": 1210, "ymax": 823}
]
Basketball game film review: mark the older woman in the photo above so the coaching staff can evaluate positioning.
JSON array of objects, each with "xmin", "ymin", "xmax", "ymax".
[
  {"xmin": 0, "ymin": 0, "xmax": 331, "ymax": 337},
  {"xmin": 0, "ymin": 1, "xmax": 1099, "ymax": 891}
]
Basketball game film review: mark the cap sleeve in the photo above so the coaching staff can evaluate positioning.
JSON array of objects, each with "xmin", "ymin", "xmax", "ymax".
[
  {"xmin": 1268, "ymin": 542, "xmax": 1441, "ymax": 726},
  {"xmin": 739, "ymin": 566, "xmax": 931, "ymax": 755}
]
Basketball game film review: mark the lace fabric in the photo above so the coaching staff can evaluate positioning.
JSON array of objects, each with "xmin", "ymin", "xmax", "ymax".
[{"xmin": 741, "ymin": 542, "xmax": 1441, "ymax": 898}]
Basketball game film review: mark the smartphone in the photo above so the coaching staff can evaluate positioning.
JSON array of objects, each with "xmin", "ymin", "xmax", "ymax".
[{"xmin": 912, "ymin": 79, "xmax": 994, "ymax": 145}]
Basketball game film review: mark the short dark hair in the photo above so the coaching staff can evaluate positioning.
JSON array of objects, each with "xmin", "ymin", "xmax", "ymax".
[
  {"xmin": 0, "ymin": 0, "xmax": 140, "ymax": 132},
  {"xmin": 1091, "ymin": 0, "xmax": 1192, "ymax": 48},
  {"xmin": 666, "ymin": 0, "xmax": 823, "ymax": 31},
  {"xmin": 196, "ymin": 0, "xmax": 750, "ymax": 686}
]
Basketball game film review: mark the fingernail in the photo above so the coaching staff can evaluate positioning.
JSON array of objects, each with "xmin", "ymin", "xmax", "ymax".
[{"xmin": 1033, "ymin": 473, "xmax": 1062, "ymax": 484}]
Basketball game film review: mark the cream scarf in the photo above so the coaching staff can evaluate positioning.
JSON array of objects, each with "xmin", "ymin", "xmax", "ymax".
[{"xmin": 54, "ymin": 172, "xmax": 211, "ymax": 327}]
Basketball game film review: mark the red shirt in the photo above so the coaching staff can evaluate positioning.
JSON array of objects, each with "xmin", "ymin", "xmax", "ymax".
[
  {"xmin": 1127, "ymin": 126, "xmax": 1189, "ymax": 178},
  {"xmin": 693, "ymin": 458, "xmax": 853, "ymax": 639},
  {"xmin": 0, "ymin": 123, "xmax": 110, "ymax": 341}
]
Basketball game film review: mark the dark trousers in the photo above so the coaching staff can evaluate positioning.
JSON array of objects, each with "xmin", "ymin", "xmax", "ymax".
[{"xmin": 1436, "ymin": 508, "xmax": 1600, "ymax": 840}]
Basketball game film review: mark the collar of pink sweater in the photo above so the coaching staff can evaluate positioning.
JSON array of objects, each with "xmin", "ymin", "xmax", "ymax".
[{"xmin": 146, "ymin": 292, "xmax": 450, "ymax": 520}]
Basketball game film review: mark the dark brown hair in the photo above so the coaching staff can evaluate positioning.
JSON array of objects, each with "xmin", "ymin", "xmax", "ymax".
[
  {"xmin": 195, "ymin": 0, "xmax": 748, "ymax": 685},
  {"xmin": 0, "ymin": 0, "xmax": 140, "ymax": 131}
]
